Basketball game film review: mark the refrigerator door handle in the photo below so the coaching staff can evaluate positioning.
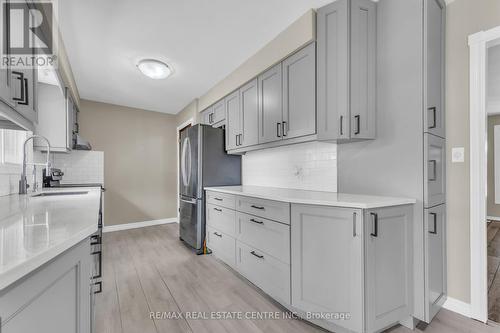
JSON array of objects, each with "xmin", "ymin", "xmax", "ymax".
[
  {"xmin": 181, "ymin": 137, "xmax": 191, "ymax": 187},
  {"xmin": 180, "ymin": 197, "xmax": 197, "ymax": 204}
]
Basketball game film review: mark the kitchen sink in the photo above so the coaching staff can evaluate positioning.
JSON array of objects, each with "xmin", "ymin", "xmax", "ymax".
[{"xmin": 31, "ymin": 191, "xmax": 89, "ymax": 197}]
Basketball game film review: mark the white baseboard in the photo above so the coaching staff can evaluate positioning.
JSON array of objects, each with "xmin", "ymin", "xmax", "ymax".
[
  {"xmin": 103, "ymin": 218, "xmax": 178, "ymax": 233},
  {"xmin": 487, "ymin": 216, "xmax": 500, "ymax": 222},
  {"xmin": 443, "ymin": 296, "xmax": 471, "ymax": 318}
]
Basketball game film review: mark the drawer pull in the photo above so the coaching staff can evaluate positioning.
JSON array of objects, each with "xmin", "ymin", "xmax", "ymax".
[
  {"xmin": 213, "ymin": 232, "xmax": 222, "ymax": 238},
  {"xmin": 214, "ymin": 197, "xmax": 223, "ymax": 201},
  {"xmin": 428, "ymin": 107, "xmax": 437, "ymax": 129},
  {"xmin": 370, "ymin": 212, "xmax": 378, "ymax": 237},
  {"xmin": 250, "ymin": 250, "xmax": 264, "ymax": 259},
  {"xmin": 429, "ymin": 212, "xmax": 438, "ymax": 234},
  {"xmin": 250, "ymin": 205, "xmax": 265, "ymax": 210},
  {"xmin": 428, "ymin": 160, "xmax": 437, "ymax": 181},
  {"xmin": 213, "ymin": 207, "xmax": 222, "ymax": 212},
  {"xmin": 250, "ymin": 218, "xmax": 264, "ymax": 224}
]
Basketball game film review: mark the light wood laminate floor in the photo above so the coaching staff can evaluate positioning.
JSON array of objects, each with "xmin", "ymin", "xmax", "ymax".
[{"xmin": 95, "ymin": 224, "xmax": 500, "ymax": 333}]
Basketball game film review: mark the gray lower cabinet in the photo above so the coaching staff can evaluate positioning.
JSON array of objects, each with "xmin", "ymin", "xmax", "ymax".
[
  {"xmin": 291, "ymin": 204, "xmax": 413, "ymax": 333},
  {"xmin": 424, "ymin": 204, "xmax": 446, "ymax": 321},
  {"xmin": 282, "ymin": 42, "xmax": 316, "ymax": 140},
  {"xmin": 0, "ymin": 238, "xmax": 93, "ymax": 333},
  {"xmin": 258, "ymin": 63, "xmax": 283, "ymax": 144},
  {"xmin": 316, "ymin": 0, "xmax": 376, "ymax": 141}
]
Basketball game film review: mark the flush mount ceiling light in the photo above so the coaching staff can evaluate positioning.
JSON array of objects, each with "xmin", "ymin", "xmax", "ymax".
[{"xmin": 137, "ymin": 59, "xmax": 172, "ymax": 79}]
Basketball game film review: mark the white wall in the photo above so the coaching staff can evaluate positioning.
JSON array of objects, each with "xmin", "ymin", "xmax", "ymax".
[
  {"xmin": 242, "ymin": 141, "xmax": 337, "ymax": 192},
  {"xmin": 35, "ymin": 150, "xmax": 104, "ymax": 185}
]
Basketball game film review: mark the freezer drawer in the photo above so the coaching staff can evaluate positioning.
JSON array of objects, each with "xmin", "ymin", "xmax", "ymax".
[
  {"xmin": 424, "ymin": 134, "xmax": 446, "ymax": 208},
  {"xmin": 179, "ymin": 197, "xmax": 203, "ymax": 250}
]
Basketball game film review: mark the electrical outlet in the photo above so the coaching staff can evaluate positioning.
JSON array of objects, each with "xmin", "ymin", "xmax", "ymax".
[{"xmin": 452, "ymin": 147, "xmax": 465, "ymax": 163}]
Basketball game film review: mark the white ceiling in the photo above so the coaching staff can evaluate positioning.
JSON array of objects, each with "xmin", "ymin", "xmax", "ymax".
[{"xmin": 58, "ymin": 0, "xmax": 332, "ymax": 114}]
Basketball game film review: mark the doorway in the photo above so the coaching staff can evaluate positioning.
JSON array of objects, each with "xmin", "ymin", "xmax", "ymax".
[{"xmin": 469, "ymin": 26, "xmax": 500, "ymax": 323}]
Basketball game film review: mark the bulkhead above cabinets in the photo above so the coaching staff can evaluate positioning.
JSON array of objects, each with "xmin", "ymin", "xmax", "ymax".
[{"xmin": 200, "ymin": 0, "xmax": 377, "ymax": 155}]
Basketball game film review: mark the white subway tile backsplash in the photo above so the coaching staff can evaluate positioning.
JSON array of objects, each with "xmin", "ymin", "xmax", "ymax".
[{"xmin": 242, "ymin": 141, "xmax": 337, "ymax": 192}]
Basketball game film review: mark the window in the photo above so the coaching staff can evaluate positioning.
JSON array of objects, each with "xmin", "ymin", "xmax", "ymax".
[{"xmin": 0, "ymin": 129, "xmax": 29, "ymax": 165}]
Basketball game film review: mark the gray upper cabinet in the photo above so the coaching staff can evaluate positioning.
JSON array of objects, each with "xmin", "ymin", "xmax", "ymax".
[
  {"xmin": 225, "ymin": 90, "xmax": 240, "ymax": 150},
  {"xmin": 317, "ymin": 0, "xmax": 376, "ymax": 141},
  {"xmin": 258, "ymin": 63, "xmax": 283, "ymax": 144},
  {"xmin": 424, "ymin": 0, "xmax": 445, "ymax": 138},
  {"xmin": 212, "ymin": 99, "xmax": 225, "ymax": 125},
  {"xmin": 282, "ymin": 42, "xmax": 316, "ymax": 140},
  {"xmin": 239, "ymin": 79, "xmax": 259, "ymax": 147}
]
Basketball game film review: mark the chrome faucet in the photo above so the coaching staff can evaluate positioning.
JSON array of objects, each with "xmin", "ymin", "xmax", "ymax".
[{"xmin": 19, "ymin": 135, "xmax": 51, "ymax": 194}]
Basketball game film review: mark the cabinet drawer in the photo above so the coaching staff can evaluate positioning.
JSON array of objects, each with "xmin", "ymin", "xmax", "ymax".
[
  {"xmin": 206, "ymin": 191, "xmax": 235, "ymax": 209},
  {"xmin": 236, "ymin": 196, "xmax": 290, "ymax": 224},
  {"xmin": 206, "ymin": 204, "xmax": 236, "ymax": 237},
  {"xmin": 236, "ymin": 212, "xmax": 290, "ymax": 264},
  {"xmin": 236, "ymin": 241, "xmax": 290, "ymax": 303},
  {"xmin": 424, "ymin": 134, "xmax": 446, "ymax": 207},
  {"xmin": 206, "ymin": 226, "xmax": 236, "ymax": 267}
]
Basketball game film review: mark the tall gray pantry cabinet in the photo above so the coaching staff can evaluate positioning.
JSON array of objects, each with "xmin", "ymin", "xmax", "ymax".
[{"xmin": 337, "ymin": 0, "xmax": 446, "ymax": 324}]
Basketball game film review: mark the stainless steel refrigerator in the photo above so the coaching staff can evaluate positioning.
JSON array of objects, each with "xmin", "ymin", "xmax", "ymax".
[{"xmin": 179, "ymin": 124, "xmax": 241, "ymax": 253}]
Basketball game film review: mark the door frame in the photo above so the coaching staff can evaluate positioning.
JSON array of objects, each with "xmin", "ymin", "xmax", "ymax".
[
  {"xmin": 469, "ymin": 25, "xmax": 500, "ymax": 323},
  {"xmin": 177, "ymin": 118, "xmax": 194, "ymax": 222}
]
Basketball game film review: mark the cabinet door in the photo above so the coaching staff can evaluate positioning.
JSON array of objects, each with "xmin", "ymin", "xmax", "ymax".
[
  {"xmin": 316, "ymin": 0, "xmax": 349, "ymax": 140},
  {"xmin": 258, "ymin": 63, "xmax": 283, "ymax": 144},
  {"xmin": 225, "ymin": 90, "xmax": 240, "ymax": 150},
  {"xmin": 240, "ymin": 79, "xmax": 259, "ymax": 147},
  {"xmin": 424, "ymin": 0, "xmax": 445, "ymax": 138},
  {"xmin": 212, "ymin": 99, "xmax": 225, "ymax": 125},
  {"xmin": 282, "ymin": 43, "xmax": 316, "ymax": 140},
  {"xmin": 424, "ymin": 204, "xmax": 446, "ymax": 322},
  {"xmin": 291, "ymin": 204, "xmax": 363, "ymax": 333},
  {"xmin": 350, "ymin": 0, "xmax": 376, "ymax": 139},
  {"xmin": 424, "ymin": 133, "xmax": 446, "ymax": 207},
  {"xmin": 0, "ymin": 0, "xmax": 14, "ymax": 107},
  {"xmin": 201, "ymin": 106, "xmax": 213, "ymax": 125},
  {"xmin": 364, "ymin": 205, "xmax": 413, "ymax": 332},
  {"xmin": 66, "ymin": 89, "xmax": 74, "ymax": 150}
]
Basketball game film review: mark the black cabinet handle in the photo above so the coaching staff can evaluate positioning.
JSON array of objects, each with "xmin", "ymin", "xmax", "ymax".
[
  {"xmin": 213, "ymin": 207, "xmax": 222, "ymax": 212},
  {"xmin": 250, "ymin": 205, "xmax": 265, "ymax": 210},
  {"xmin": 91, "ymin": 250, "xmax": 102, "ymax": 279},
  {"xmin": 235, "ymin": 134, "xmax": 238, "ymax": 146},
  {"xmin": 250, "ymin": 250, "xmax": 264, "ymax": 259},
  {"xmin": 276, "ymin": 122, "xmax": 281, "ymax": 137},
  {"xmin": 429, "ymin": 212, "xmax": 438, "ymax": 234},
  {"xmin": 12, "ymin": 71, "xmax": 27, "ymax": 105},
  {"xmin": 214, "ymin": 232, "xmax": 222, "ymax": 237},
  {"xmin": 250, "ymin": 218, "xmax": 264, "ymax": 224},
  {"xmin": 428, "ymin": 160, "xmax": 437, "ymax": 181},
  {"xmin": 370, "ymin": 212, "xmax": 378, "ymax": 237},
  {"xmin": 239, "ymin": 134, "xmax": 242, "ymax": 146},
  {"xmin": 214, "ymin": 197, "xmax": 223, "ymax": 201},
  {"xmin": 352, "ymin": 212, "xmax": 357, "ymax": 237},
  {"xmin": 282, "ymin": 121, "xmax": 287, "ymax": 137},
  {"xmin": 340, "ymin": 115, "xmax": 344, "ymax": 136},
  {"xmin": 354, "ymin": 115, "xmax": 360, "ymax": 135},
  {"xmin": 428, "ymin": 107, "xmax": 437, "ymax": 129},
  {"xmin": 93, "ymin": 281, "xmax": 102, "ymax": 294}
]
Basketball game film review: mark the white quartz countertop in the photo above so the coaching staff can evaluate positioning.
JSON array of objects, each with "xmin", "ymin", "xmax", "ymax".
[
  {"xmin": 0, "ymin": 187, "xmax": 101, "ymax": 291},
  {"xmin": 205, "ymin": 186, "xmax": 416, "ymax": 209}
]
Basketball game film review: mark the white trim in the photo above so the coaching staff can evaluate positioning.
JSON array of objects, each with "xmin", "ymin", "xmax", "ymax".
[
  {"xmin": 443, "ymin": 297, "xmax": 472, "ymax": 318},
  {"xmin": 177, "ymin": 117, "xmax": 194, "ymax": 222},
  {"xmin": 469, "ymin": 26, "xmax": 500, "ymax": 323},
  {"xmin": 487, "ymin": 216, "xmax": 500, "ymax": 221},
  {"xmin": 103, "ymin": 218, "xmax": 177, "ymax": 233}
]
